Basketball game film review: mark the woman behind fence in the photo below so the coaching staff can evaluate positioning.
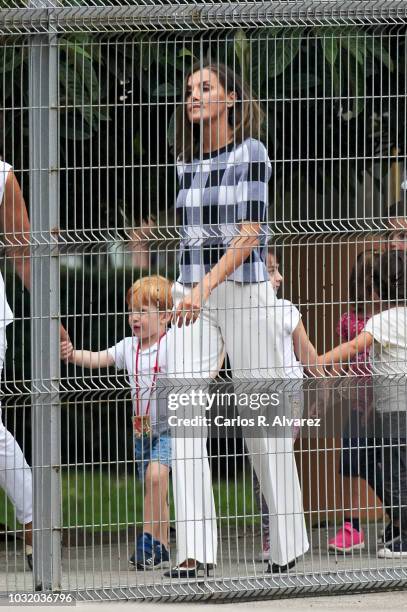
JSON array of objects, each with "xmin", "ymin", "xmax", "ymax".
[
  {"xmin": 165, "ymin": 62, "xmax": 309, "ymax": 578},
  {"xmin": 0, "ymin": 161, "xmax": 70, "ymax": 571},
  {"xmin": 0, "ymin": 161, "xmax": 33, "ymax": 569}
]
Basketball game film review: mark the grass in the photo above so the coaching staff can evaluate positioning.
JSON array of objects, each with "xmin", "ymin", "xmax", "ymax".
[{"xmin": 0, "ymin": 468, "xmax": 262, "ymax": 534}]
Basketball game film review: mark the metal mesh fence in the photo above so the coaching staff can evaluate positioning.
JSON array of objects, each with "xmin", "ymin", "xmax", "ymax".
[{"xmin": 0, "ymin": 2, "xmax": 407, "ymax": 602}]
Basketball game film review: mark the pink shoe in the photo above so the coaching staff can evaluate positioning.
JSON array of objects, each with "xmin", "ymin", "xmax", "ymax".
[{"xmin": 328, "ymin": 522, "xmax": 365, "ymax": 552}]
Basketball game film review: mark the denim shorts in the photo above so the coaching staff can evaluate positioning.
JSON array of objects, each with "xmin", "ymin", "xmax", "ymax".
[{"xmin": 134, "ymin": 434, "xmax": 172, "ymax": 480}]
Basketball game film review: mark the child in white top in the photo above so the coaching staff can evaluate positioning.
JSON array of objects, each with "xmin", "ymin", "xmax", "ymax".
[
  {"xmin": 254, "ymin": 249, "xmax": 319, "ymax": 561},
  {"xmin": 319, "ymin": 251, "xmax": 407, "ymax": 386},
  {"xmin": 61, "ymin": 275, "xmax": 173, "ymax": 569},
  {"xmin": 319, "ymin": 250, "xmax": 407, "ymax": 558},
  {"xmin": 268, "ymin": 249, "xmax": 320, "ymax": 378}
]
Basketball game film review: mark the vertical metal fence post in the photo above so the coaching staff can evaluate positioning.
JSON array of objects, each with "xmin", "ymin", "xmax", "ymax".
[{"xmin": 29, "ymin": 33, "xmax": 62, "ymax": 591}]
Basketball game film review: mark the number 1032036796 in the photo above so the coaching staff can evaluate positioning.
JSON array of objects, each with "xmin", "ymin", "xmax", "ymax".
[{"xmin": 8, "ymin": 592, "xmax": 74, "ymax": 605}]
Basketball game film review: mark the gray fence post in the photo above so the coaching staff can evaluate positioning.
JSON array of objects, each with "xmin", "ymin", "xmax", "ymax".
[{"xmin": 29, "ymin": 33, "xmax": 62, "ymax": 591}]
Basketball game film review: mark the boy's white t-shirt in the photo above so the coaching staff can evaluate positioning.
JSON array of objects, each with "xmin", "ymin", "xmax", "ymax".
[
  {"xmin": 277, "ymin": 299, "xmax": 303, "ymax": 379},
  {"xmin": 364, "ymin": 307, "xmax": 407, "ymax": 413},
  {"xmin": 0, "ymin": 161, "xmax": 14, "ymax": 328},
  {"xmin": 107, "ymin": 334, "xmax": 169, "ymax": 429},
  {"xmin": 364, "ymin": 307, "xmax": 407, "ymax": 375}
]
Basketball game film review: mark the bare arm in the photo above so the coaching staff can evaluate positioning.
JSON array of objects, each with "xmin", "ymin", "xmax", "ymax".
[
  {"xmin": 201, "ymin": 222, "xmax": 261, "ymax": 295},
  {"xmin": 175, "ymin": 222, "xmax": 260, "ymax": 325},
  {"xmin": 70, "ymin": 350, "xmax": 115, "ymax": 369},
  {"xmin": 318, "ymin": 331, "xmax": 374, "ymax": 367},
  {"xmin": 2, "ymin": 171, "xmax": 70, "ymax": 341},
  {"xmin": 61, "ymin": 341, "xmax": 115, "ymax": 368},
  {"xmin": 292, "ymin": 320, "xmax": 324, "ymax": 376},
  {"xmin": 1, "ymin": 172, "xmax": 31, "ymax": 290}
]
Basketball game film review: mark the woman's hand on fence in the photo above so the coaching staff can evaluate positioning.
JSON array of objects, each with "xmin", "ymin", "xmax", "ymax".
[
  {"xmin": 61, "ymin": 340, "xmax": 74, "ymax": 363},
  {"xmin": 174, "ymin": 283, "xmax": 210, "ymax": 327}
]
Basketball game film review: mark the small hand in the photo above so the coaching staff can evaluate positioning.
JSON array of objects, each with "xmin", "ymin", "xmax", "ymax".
[
  {"xmin": 174, "ymin": 283, "xmax": 210, "ymax": 327},
  {"xmin": 315, "ymin": 355, "xmax": 335, "ymax": 377},
  {"xmin": 60, "ymin": 324, "xmax": 70, "ymax": 343},
  {"xmin": 61, "ymin": 340, "xmax": 74, "ymax": 363}
]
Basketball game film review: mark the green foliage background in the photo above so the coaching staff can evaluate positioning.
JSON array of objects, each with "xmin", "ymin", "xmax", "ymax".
[{"xmin": 0, "ymin": 26, "xmax": 404, "ymax": 468}]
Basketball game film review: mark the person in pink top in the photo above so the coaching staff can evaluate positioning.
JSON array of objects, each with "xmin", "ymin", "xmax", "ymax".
[{"xmin": 328, "ymin": 250, "xmax": 382, "ymax": 553}]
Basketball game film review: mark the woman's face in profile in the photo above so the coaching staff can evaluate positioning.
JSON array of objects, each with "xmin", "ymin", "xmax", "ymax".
[{"xmin": 185, "ymin": 68, "xmax": 234, "ymax": 125}]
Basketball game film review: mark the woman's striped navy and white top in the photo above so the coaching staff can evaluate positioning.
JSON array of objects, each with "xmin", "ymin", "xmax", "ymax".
[{"xmin": 176, "ymin": 138, "xmax": 272, "ymax": 284}]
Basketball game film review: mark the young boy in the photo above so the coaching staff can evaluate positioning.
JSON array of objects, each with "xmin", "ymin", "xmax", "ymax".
[{"xmin": 61, "ymin": 275, "xmax": 173, "ymax": 569}]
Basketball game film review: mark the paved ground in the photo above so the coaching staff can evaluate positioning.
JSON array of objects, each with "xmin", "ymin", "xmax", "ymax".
[
  {"xmin": 71, "ymin": 591, "xmax": 407, "ymax": 609},
  {"xmin": 1, "ymin": 525, "xmax": 407, "ymax": 605},
  {"xmin": 4, "ymin": 592, "xmax": 407, "ymax": 611}
]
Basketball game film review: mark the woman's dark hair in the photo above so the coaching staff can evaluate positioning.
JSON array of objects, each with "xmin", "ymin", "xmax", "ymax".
[
  {"xmin": 267, "ymin": 245, "xmax": 282, "ymax": 266},
  {"xmin": 349, "ymin": 250, "xmax": 380, "ymax": 313},
  {"xmin": 373, "ymin": 250, "xmax": 407, "ymax": 302},
  {"xmin": 174, "ymin": 62, "xmax": 264, "ymax": 161}
]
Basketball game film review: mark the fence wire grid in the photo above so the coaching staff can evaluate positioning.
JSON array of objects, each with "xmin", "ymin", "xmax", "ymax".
[{"xmin": 0, "ymin": 1, "xmax": 407, "ymax": 603}]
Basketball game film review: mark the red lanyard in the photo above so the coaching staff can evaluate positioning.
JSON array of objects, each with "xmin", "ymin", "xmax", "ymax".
[{"xmin": 134, "ymin": 333, "xmax": 166, "ymax": 417}]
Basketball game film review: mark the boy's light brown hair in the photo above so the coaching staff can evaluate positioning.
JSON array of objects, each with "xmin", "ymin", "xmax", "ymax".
[{"xmin": 126, "ymin": 275, "xmax": 173, "ymax": 312}]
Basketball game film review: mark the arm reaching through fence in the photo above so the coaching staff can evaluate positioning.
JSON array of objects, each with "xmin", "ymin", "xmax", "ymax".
[
  {"xmin": 318, "ymin": 331, "xmax": 374, "ymax": 370},
  {"xmin": 60, "ymin": 340, "xmax": 115, "ymax": 369},
  {"xmin": 292, "ymin": 320, "xmax": 324, "ymax": 377}
]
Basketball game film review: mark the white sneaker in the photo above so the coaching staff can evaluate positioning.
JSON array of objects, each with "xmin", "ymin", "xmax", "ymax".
[{"xmin": 378, "ymin": 540, "xmax": 407, "ymax": 558}]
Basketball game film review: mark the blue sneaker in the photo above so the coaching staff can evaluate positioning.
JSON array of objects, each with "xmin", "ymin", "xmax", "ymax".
[
  {"xmin": 378, "ymin": 539, "xmax": 407, "ymax": 558},
  {"xmin": 153, "ymin": 540, "xmax": 170, "ymax": 569},
  {"xmin": 129, "ymin": 533, "xmax": 154, "ymax": 569},
  {"xmin": 129, "ymin": 533, "xmax": 170, "ymax": 570}
]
